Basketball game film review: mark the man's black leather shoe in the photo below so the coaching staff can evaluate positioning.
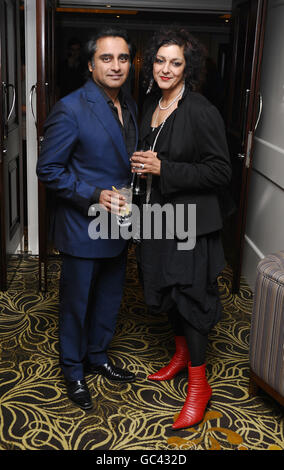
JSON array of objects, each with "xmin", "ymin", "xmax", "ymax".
[
  {"xmin": 66, "ymin": 379, "xmax": 93, "ymax": 410},
  {"xmin": 86, "ymin": 361, "xmax": 136, "ymax": 383}
]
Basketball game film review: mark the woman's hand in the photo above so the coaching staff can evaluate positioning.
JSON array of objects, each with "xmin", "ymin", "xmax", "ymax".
[{"xmin": 130, "ymin": 150, "xmax": 161, "ymax": 177}]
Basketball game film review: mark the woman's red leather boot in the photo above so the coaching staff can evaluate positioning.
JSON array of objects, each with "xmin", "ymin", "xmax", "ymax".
[
  {"xmin": 148, "ymin": 336, "xmax": 190, "ymax": 381},
  {"xmin": 172, "ymin": 363, "xmax": 212, "ymax": 430}
]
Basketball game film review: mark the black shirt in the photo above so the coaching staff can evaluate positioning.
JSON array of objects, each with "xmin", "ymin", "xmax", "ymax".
[
  {"xmin": 103, "ymin": 88, "xmax": 136, "ymax": 159},
  {"xmin": 91, "ymin": 85, "xmax": 136, "ymax": 204}
]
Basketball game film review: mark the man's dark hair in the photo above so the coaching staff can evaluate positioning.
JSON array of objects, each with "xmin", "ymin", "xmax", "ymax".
[{"xmin": 84, "ymin": 27, "xmax": 133, "ymax": 71}]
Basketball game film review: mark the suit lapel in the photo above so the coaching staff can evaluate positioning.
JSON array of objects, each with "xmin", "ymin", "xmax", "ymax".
[{"xmin": 84, "ymin": 80, "xmax": 131, "ymax": 166}]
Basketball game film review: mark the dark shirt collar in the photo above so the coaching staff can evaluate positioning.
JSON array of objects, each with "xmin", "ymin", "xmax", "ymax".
[{"xmin": 94, "ymin": 81, "xmax": 126, "ymax": 108}]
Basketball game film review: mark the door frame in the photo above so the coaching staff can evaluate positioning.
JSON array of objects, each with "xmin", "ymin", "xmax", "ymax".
[
  {"xmin": 0, "ymin": 1, "xmax": 6, "ymax": 290},
  {"xmin": 227, "ymin": 0, "xmax": 267, "ymax": 292},
  {"xmin": 36, "ymin": 0, "xmax": 48, "ymax": 292},
  {"xmin": 0, "ymin": 0, "xmax": 23, "ymax": 291},
  {"xmin": 36, "ymin": 0, "xmax": 56, "ymax": 291}
]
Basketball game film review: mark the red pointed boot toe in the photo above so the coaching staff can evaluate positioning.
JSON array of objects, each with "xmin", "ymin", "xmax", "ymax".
[{"xmin": 172, "ymin": 363, "xmax": 212, "ymax": 430}]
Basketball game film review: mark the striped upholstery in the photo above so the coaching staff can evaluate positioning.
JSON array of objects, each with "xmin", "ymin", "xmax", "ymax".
[{"xmin": 249, "ymin": 251, "xmax": 284, "ymax": 398}]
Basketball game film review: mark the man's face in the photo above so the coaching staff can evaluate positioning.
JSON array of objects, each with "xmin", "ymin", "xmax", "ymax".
[{"xmin": 88, "ymin": 36, "xmax": 131, "ymax": 91}]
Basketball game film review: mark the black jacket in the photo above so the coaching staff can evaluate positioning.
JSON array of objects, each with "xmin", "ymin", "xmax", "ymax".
[{"xmin": 139, "ymin": 88, "xmax": 233, "ymax": 237}]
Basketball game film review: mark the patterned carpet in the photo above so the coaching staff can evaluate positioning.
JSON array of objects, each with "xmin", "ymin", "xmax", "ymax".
[{"xmin": 0, "ymin": 247, "xmax": 283, "ymax": 451}]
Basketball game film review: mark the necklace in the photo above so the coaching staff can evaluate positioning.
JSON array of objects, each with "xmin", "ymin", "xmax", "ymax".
[
  {"xmin": 152, "ymin": 83, "xmax": 185, "ymax": 130},
  {"xmin": 146, "ymin": 119, "xmax": 167, "ymax": 204},
  {"xmin": 152, "ymin": 109, "xmax": 171, "ymax": 130},
  {"xmin": 158, "ymin": 83, "xmax": 185, "ymax": 110}
]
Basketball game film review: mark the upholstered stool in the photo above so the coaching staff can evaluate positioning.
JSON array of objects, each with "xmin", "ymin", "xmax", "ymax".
[{"xmin": 249, "ymin": 251, "xmax": 284, "ymax": 405}]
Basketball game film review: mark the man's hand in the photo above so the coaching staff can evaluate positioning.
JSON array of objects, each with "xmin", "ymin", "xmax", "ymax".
[{"xmin": 99, "ymin": 189, "xmax": 126, "ymax": 214}]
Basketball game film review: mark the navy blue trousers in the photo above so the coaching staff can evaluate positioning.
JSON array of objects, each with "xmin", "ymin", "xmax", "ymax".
[{"xmin": 59, "ymin": 248, "xmax": 127, "ymax": 381}]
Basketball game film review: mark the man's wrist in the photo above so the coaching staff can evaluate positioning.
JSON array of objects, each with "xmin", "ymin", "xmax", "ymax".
[{"xmin": 90, "ymin": 187, "xmax": 103, "ymax": 204}]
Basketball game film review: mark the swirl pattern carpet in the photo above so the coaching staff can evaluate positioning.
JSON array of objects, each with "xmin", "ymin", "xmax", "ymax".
[{"xmin": 0, "ymin": 247, "xmax": 283, "ymax": 451}]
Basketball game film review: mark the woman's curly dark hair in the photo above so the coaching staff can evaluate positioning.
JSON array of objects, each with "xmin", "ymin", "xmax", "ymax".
[{"xmin": 142, "ymin": 27, "xmax": 207, "ymax": 94}]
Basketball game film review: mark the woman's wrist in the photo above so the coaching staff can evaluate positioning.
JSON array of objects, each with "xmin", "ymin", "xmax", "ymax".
[{"xmin": 156, "ymin": 158, "xmax": 161, "ymax": 176}]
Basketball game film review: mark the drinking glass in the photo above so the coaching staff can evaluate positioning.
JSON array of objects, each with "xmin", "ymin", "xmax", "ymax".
[{"xmin": 113, "ymin": 184, "xmax": 133, "ymax": 227}]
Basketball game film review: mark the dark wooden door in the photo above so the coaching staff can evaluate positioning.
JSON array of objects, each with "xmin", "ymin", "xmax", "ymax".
[
  {"xmin": 224, "ymin": 0, "xmax": 267, "ymax": 292},
  {"xmin": 36, "ymin": 0, "xmax": 57, "ymax": 291},
  {"xmin": 0, "ymin": 0, "xmax": 24, "ymax": 291}
]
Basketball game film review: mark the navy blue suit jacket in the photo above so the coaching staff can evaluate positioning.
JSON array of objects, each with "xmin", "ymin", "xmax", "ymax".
[{"xmin": 37, "ymin": 79, "xmax": 138, "ymax": 258}]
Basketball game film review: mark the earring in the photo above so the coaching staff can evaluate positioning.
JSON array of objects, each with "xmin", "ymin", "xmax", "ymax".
[{"xmin": 146, "ymin": 78, "xmax": 154, "ymax": 94}]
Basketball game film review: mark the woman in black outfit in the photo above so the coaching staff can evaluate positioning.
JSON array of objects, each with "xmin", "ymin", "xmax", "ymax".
[{"xmin": 131, "ymin": 28, "xmax": 232, "ymax": 430}]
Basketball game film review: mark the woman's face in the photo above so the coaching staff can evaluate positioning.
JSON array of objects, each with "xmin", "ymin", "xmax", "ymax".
[{"xmin": 153, "ymin": 44, "xmax": 186, "ymax": 93}]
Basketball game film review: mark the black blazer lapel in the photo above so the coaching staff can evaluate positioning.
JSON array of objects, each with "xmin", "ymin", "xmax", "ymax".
[{"xmin": 140, "ymin": 98, "xmax": 157, "ymax": 142}]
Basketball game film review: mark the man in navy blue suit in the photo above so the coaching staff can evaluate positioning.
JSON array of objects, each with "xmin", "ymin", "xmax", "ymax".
[{"xmin": 37, "ymin": 28, "xmax": 138, "ymax": 410}]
